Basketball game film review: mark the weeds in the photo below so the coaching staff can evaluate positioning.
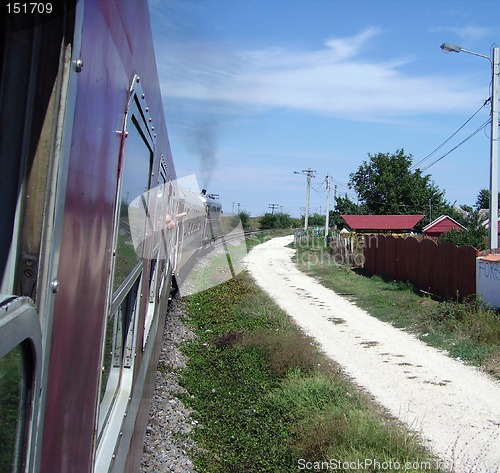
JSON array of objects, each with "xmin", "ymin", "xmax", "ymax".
[
  {"xmin": 242, "ymin": 329, "xmax": 318, "ymax": 376},
  {"xmin": 179, "ymin": 273, "xmax": 440, "ymax": 472}
]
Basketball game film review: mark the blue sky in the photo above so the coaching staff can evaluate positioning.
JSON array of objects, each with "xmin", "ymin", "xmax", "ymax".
[{"xmin": 149, "ymin": 0, "xmax": 498, "ymax": 218}]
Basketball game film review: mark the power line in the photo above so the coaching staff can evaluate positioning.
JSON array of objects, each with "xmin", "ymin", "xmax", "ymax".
[
  {"xmin": 411, "ymin": 99, "xmax": 490, "ymax": 171},
  {"xmin": 420, "ymin": 118, "xmax": 491, "ymax": 172},
  {"xmin": 311, "ymin": 180, "xmax": 327, "ymax": 194}
]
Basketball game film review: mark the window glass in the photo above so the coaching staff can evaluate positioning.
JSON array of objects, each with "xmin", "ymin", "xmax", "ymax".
[
  {"xmin": 113, "ymin": 115, "xmax": 153, "ymax": 292},
  {"xmin": 100, "ymin": 96, "xmax": 153, "ymax": 423},
  {"xmin": 99, "ymin": 269, "xmax": 141, "ymax": 423},
  {"xmin": 0, "ymin": 344, "xmax": 25, "ymax": 473},
  {"xmin": 143, "ymin": 171, "xmax": 168, "ymax": 347},
  {"xmin": 154, "ymin": 177, "xmax": 166, "ymax": 252}
]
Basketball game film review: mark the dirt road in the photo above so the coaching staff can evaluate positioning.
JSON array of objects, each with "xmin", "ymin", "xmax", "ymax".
[{"xmin": 244, "ymin": 236, "xmax": 500, "ymax": 472}]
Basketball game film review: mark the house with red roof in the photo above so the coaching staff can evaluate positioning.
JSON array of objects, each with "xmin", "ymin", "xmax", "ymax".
[
  {"xmin": 481, "ymin": 216, "xmax": 500, "ymax": 236},
  {"xmin": 341, "ymin": 214, "xmax": 425, "ymax": 233},
  {"xmin": 423, "ymin": 215, "xmax": 466, "ymax": 238}
]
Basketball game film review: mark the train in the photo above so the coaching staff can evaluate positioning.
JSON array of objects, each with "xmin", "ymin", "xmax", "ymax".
[{"xmin": 0, "ymin": 1, "xmax": 223, "ymax": 472}]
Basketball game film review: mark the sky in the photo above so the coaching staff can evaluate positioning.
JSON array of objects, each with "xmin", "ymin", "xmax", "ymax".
[{"xmin": 149, "ymin": 0, "xmax": 499, "ymax": 218}]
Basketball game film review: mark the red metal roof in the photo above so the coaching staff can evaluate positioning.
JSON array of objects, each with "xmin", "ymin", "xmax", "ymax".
[
  {"xmin": 341, "ymin": 214, "xmax": 425, "ymax": 231},
  {"xmin": 422, "ymin": 215, "xmax": 466, "ymax": 235}
]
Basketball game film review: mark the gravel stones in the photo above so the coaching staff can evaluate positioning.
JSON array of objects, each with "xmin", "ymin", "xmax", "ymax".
[{"xmin": 141, "ymin": 299, "xmax": 198, "ymax": 473}]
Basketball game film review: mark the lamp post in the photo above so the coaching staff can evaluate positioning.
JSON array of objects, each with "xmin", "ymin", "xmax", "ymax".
[{"xmin": 440, "ymin": 43, "xmax": 499, "ymax": 249}]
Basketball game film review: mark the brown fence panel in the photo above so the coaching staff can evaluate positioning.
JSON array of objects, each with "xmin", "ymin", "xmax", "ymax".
[
  {"xmin": 418, "ymin": 238, "xmax": 438, "ymax": 293},
  {"xmin": 457, "ymin": 245, "xmax": 478, "ymax": 299},
  {"xmin": 375, "ymin": 235, "xmax": 387, "ymax": 277},
  {"xmin": 435, "ymin": 241, "xmax": 457, "ymax": 299},
  {"xmin": 384, "ymin": 236, "xmax": 397, "ymax": 280},
  {"xmin": 394, "ymin": 236, "xmax": 406, "ymax": 282},
  {"xmin": 363, "ymin": 235, "xmax": 377, "ymax": 274},
  {"xmin": 402, "ymin": 237, "xmax": 419, "ymax": 286},
  {"xmin": 362, "ymin": 235, "xmax": 477, "ymax": 300}
]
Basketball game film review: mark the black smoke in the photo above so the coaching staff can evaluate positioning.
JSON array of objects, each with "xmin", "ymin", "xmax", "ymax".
[{"xmin": 187, "ymin": 119, "xmax": 217, "ymax": 189}]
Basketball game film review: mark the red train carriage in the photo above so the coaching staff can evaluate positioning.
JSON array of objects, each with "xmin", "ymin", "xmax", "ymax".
[{"xmin": 0, "ymin": 1, "xmax": 181, "ymax": 471}]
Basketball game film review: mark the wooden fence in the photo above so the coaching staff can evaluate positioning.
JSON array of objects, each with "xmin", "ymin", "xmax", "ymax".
[{"xmin": 363, "ymin": 235, "xmax": 478, "ymax": 300}]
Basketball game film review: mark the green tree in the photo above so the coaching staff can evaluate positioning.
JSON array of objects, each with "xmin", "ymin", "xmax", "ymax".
[
  {"xmin": 474, "ymin": 188, "xmax": 500, "ymax": 213},
  {"xmin": 348, "ymin": 149, "xmax": 449, "ymax": 221},
  {"xmin": 304, "ymin": 213, "xmax": 326, "ymax": 226},
  {"xmin": 329, "ymin": 193, "xmax": 365, "ymax": 229},
  {"xmin": 258, "ymin": 212, "xmax": 292, "ymax": 229},
  {"xmin": 275, "ymin": 212, "xmax": 292, "ymax": 228},
  {"xmin": 238, "ymin": 210, "xmax": 251, "ymax": 230},
  {"xmin": 475, "ymin": 188, "xmax": 490, "ymax": 210}
]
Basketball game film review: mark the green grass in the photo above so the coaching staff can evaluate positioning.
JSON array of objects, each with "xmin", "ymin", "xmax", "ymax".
[
  {"xmin": 293, "ymin": 241, "xmax": 500, "ymax": 378},
  {"xmin": 113, "ymin": 232, "xmax": 140, "ymax": 291},
  {"xmin": 178, "ymin": 273, "xmax": 441, "ymax": 472}
]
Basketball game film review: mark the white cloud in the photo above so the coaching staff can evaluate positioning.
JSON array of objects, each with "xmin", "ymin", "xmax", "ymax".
[
  {"xmin": 155, "ymin": 28, "xmax": 485, "ymax": 121},
  {"xmin": 430, "ymin": 25, "xmax": 494, "ymax": 43},
  {"xmin": 323, "ymin": 27, "xmax": 382, "ymax": 61}
]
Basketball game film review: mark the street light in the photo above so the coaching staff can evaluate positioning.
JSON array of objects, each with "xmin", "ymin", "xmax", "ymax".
[{"xmin": 440, "ymin": 42, "xmax": 500, "ymax": 249}]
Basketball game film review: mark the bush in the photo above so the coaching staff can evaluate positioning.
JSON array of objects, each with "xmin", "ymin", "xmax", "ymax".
[
  {"xmin": 259, "ymin": 212, "xmax": 293, "ymax": 229},
  {"xmin": 438, "ymin": 226, "xmax": 487, "ymax": 250}
]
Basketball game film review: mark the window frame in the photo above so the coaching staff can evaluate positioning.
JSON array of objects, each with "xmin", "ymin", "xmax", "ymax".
[
  {"xmin": 0, "ymin": 296, "xmax": 42, "ymax": 472},
  {"xmin": 96, "ymin": 74, "xmax": 161, "ymax": 471}
]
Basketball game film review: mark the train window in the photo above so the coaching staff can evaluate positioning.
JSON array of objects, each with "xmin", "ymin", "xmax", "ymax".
[
  {"xmin": 168, "ymin": 181, "xmax": 181, "ymax": 272},
  {"xmin": 98, "ymin": 77, "xmax": 158, "ymax": 468},
  {"xmin": 0, "ymin": 296, "xmax": 41, "ymax": 473},
  {"xmin": 100, "ymin": 273, "xmax": 141, "ymax": 402},
  {"xmin": 0, "ymin": 345, "xmax": 25, "ymax": 473},
  {"xmin": 112, "ymin": 116, "xmax": 153, "ymax": 293},
  {"xmin": 143, "ymin": 258, "xmax": 158, "ymax": 348},
  {"xmin": 101, "ymin": 105, "xmax": 152, "ymax": 394},
  {"xmin": 143, "ymin": 172, "xmax": 169, "ymax": 348},
  {"xmin": 101, "ymin": 110, "xmax": 152, "ymax": 410},
  {"xmin": 154, "ymin": 177, "xmax": 166, "ymax": 254}
]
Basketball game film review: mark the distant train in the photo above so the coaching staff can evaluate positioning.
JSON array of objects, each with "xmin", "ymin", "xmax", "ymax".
[{"xmin": 0, "ymin": 1, "xmax": 221, "ymax": 472}]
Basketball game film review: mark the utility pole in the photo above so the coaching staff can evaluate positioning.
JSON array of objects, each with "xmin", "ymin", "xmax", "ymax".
[
  {"xmin": 325, "ymin": 174, "xmax": 331, "ymax": 248},
  {"xmin": 294, "ymin": 168, "xmax": 316, "ymax": 231},
  {"xmin": 491, "ymin": 47, "xmax": 499, "ymax": 249},
  {"xmin": 268, "ymin": 203, "xmax": 279, "ymax": 214}
]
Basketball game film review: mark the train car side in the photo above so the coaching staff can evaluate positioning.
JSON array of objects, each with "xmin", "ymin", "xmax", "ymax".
[
  {"xmin": 0, "ymin": 1, "xmax": 177, "ymax": 472},
  {"xmin": 202, "ymin": 194, "xmax": 223, "ymax": 242}
]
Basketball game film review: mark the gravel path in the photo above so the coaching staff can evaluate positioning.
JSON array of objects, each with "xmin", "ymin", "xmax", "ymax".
[
  {"xmin": 244, "ymin": 235, "xmax": 500, "ymax": 473},
  {"xmin": 141, "ymin": 299, "xmax": 197, "ymax": 473}
]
